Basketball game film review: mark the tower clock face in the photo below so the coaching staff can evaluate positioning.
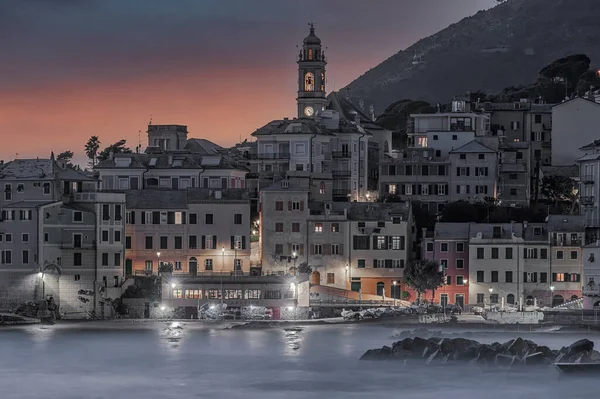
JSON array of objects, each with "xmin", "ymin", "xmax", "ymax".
[{"xmin": 304, "ymin": 106, "xmax": 314, "ymax": 117}]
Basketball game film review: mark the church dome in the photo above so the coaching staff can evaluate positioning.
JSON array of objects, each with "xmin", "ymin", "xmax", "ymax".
[{"xmin": 303, "ymin": 24, "xmax": 321, "ymax": 45}]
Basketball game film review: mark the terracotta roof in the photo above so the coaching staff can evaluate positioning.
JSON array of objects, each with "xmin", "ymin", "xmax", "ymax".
[{"xmin": 450, "ymin": 140, "xmax": 496, "ymax": 154}]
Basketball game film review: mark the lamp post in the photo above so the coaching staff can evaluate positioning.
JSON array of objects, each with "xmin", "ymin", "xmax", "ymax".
[
  {"xmin": 488, "ymin": 287, "xmax": 493, "ymax": 312},
  {"xmin": 221, "ymin": 247, "xmax": 225, "ymax": 311},
  {"xmin": 393, "ymin": 281, "xmax": 397, "ymax": 307},
  {"xmin": 550, "ymin": 285, "xmax": 555, "ymax": 307},
  {"xmin": 156, "ymin": 252, "xmax": 161, "ymax": 276},
  {"xmin": 292, "ymin": 251, "xmax": 297, "ymax": 274},
  {"xmin": 171, "ymin": 282, "xmax": 176, "ymax": 300}
]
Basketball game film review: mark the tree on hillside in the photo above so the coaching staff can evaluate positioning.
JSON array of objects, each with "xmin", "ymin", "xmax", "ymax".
[
  {"xmin": 404, "ymin": 260, "xmax": 444, "ymax": 304},
  {"xmin": 84, "ymin": 136, "xmax": 101, "ymax": 168},
  {"xmin": 539, "ymin": 54, "xmax": 591, "ymax": 97},
  {"xmin": 97, "ymin": 139, "xmax": 132, "ymax": 163},
  {"xmin": 376, "ymin": 99, "xmax": 436, "ymax": 149},
  {"xmin": 577, "ymin": 70, "xmax": 600, "ymax": 95}
]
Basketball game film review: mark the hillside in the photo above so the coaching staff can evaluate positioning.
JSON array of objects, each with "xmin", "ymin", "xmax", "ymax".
[{"xmin": 344, "ymin": 0, "xmax": 600, "ymax": 113}]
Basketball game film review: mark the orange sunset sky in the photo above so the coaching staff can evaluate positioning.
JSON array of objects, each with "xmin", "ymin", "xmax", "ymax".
[{"xmin": 0, "ymin": 0, "xmax": 497, "ymax": 166}]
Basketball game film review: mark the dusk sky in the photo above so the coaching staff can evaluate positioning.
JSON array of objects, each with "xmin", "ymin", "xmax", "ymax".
[{"xmin": 0, "ymin": 0, "xmax": 497, "ymax": 165}]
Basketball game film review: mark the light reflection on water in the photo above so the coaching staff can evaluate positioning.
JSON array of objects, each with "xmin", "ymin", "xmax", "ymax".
[{"xmin": 1, "ymin": 323, "xmax": 600, "ymax": 398}]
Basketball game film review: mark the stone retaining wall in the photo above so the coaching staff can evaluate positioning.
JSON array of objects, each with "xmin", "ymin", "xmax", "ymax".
[{"xmin": 486, "ymin": 312, "xmax": 544, "ymax": 324}]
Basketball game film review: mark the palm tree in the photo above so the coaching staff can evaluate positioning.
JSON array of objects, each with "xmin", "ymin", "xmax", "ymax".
[{"xmin": 84, "ymin": 136, "xmax": 101, "ymax": 168}]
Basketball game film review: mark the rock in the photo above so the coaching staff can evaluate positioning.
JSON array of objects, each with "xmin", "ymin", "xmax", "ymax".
[
  {"xmin": 426, "ymin": 349, "xmax": 441, "ymax": 364},
  {"xmin": 587, "ymin": 350, "xmax": 600, "ymax": 362},
  {"xmin": 522, "ymin": 352, "xmax": 546, "ymax": 365},
  {"xmin": 361, "ymin": 346, "xmax": 392, "ymax": 360},
  {"xmin": 495, "ymin": 353, "xmax": 517, "ymax": 367},
  {"xmin": 566, "ymin": 339, "xmax": 594, "ymax": 359}
]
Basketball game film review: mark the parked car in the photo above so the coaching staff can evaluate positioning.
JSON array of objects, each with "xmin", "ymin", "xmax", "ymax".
[{"xmin": 444, "ymin": 304, "xmax": 462, "ymax": 315}]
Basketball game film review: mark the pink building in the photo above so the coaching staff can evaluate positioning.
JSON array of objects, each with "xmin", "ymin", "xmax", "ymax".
[{"xmin": 422, "ymin": 223, "xmax": 470, "ymax": 308}]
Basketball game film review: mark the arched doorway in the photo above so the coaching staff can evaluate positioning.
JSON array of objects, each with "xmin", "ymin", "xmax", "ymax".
[
  {"xmin": 594, "ymin": 301, "xmax": 600, "ymax": 308},
  {"xmin": 552, "ymin": 295, "xmax": 565, "ymax": 307},
  {"xmin": 507, "ymin": 294, "xmax": 515, "ymax": 305},
  {"xmin": 189, "ymin": 257, "xmax": 198, "ymax": 275},
  {"xmin": 571, "ymin": 295, "xmax": 579, "ymax": 301},
  {"xmin": 526, "ymin": 295, "xmax": 534, "ymax": 306},
  {"xmin": 376, "ymin": 282, "xmax": 385, "ymax": 296},
  {"xmin": 311, "ymin": 271, "xmax": 321, "ymax": 285}
]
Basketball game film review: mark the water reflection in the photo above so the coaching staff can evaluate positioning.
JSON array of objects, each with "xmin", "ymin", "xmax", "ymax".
[
  {"xmin": 160, "ymin": 321, "xmax": 187, "ymax": 353},
  {"xmin": 282, "ymin": 327, "xmax": 303, "ymax": 353}
]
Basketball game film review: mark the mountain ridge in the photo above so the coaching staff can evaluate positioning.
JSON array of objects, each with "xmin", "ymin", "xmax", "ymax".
[{"xmin": 343, "ymin": 0, "xmax": 600, "ymax": 113}]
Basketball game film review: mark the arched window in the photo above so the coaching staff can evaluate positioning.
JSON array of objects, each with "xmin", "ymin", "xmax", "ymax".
[
  {"xmin": 571, "ymin": 295, "xmax": 579, "ymax": 301},
  {"xmin": 526, "ymin": 295, "xmax": 534, "ymax": 306},
  {"xmin": 319, "ymin": 182, "xmax": 326, "ymax": 195},
  {"xmin": 308, "ymin": 48, "xmax": 313, "ymax": 60},
  {"xmin": 188, "ymin": 257, "xmax": 198, "ymax": 275},
  {"xmin": 507, "ymin": 294, "xmax": 515, "ymax": 305},
  {"xmin": 321, "ymin": 72, "xmax": 325, "ymax": 92},
  {"xmin": 552, "ymin": 295, "xmax": 565, "ymax": 307},
  {"xmin": 376, "ymin": 282, "xmax": 385, "ymax": 296},
  {"xmin": 304, "ymin": 72, "xmax": 315, "ymax": 92}
]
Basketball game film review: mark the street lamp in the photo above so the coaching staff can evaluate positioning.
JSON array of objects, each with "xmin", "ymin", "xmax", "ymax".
[
  {"xmin": 292, "ymin": 251, "xmax": 297, "ymax": 274},
  {"xmin": 221, "ymin": 247, "xmax": 225, "ymax": 312},
  {"xmin": 550, "ymin": 285, "xmax": 555, "ymax": 307},
  {"xmin": 488, "ymin": 287, "xmax": 493, "ymax": 311},
  {"xmin": 156, "ymin": 252, "xmax": 161, "ymax": 276},
  {"xmin": 393, "ymin": 281, "xmax": 397, "ymax": 307}
]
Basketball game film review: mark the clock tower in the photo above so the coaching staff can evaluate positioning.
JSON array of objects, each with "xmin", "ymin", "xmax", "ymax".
[{"xmin": 297, "ymin": 23, "xmax": 327, "ymax": 118}]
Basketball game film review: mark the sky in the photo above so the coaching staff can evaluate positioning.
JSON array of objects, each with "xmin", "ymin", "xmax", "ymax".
[{"xmin": 0, "ymin": 0, "xmax": 497, "ymax": 165}]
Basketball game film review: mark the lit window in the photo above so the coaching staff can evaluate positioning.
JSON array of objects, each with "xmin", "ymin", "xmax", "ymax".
[
  {"xmin": 319, "ymin": 182, "xmax": 326, "ymax": 195},
  {"xmin": 175, "ymin": 212, "xmax": 183, "ymax": 224},
  {"xmin": 314, "ymin": 223, "xmax": 323, "ymax": 233}
]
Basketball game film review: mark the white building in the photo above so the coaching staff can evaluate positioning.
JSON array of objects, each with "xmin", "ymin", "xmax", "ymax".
[{"xmin": 553, "ymin": 97, "xmax": 600, "ymax": 166}]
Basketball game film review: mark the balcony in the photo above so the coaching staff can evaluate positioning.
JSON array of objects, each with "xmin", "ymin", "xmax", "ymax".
[
  {"xmin": 332, "ymin": 189, "xmax": 351, "ymax": 198},
  {"xmin": 581, "ymin": 196, "xmax": 595, "ymax": 205},
  {"xmin": 581, "ymin": 175, "xmax": 595, "ymax": 184},
  {"xmin": 552, "ymin": 239, "xmax": 581, "ymax": 247},
  {"xmin": 332, "ymin": 151, "xmax": 351, "ymax": 159},
  {"xmin": 332, "ymin": 170, "xmax": 352, "ymax": 178}
]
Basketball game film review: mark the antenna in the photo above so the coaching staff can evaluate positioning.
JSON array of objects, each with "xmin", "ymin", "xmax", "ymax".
[
  {"xmin": 148, "ymin": 115, "xmax": 153, "ymax": 126},
  {"xmin": 138, "ymin": 130, "xmax": 141, "ymax": 152}
]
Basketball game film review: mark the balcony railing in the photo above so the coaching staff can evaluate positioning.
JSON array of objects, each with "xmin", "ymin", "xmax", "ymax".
[
  {"xmin": 332, "ymin": 151, "xmax": 351, "ymax": 159},
  {"xmin": 581, "ymin": 196, "xmax": 595, "ymax": 205},
  {"xmin": 583, "ymin": 286, "xmax": 600, "ymax": 296},
  {"xmin": 332, "ymin": 170, "xmax": 352, "ymax": 178},
  {"xmin": 332, "ymin": 189, "xmax": 351, "ymax": 197},
  {"xmin": 581, "ymin": 175, "xmax": 595, "ymax": 184},
  {"xmin": 552, "ymin": 239, "xmax": 582, "ymax": 247}
]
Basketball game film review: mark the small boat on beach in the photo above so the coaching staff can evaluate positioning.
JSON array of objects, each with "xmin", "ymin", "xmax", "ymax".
[{"xmin": 555, "ymin": 362, "xmax": 600, "ymax": 375}]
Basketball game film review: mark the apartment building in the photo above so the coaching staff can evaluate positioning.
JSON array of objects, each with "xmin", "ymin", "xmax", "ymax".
[
  {"xmin": 0, "ymin": 157, "xmax": 126, "ymax": 317},
  {"xmin": 422, "ymin": 223, "xmax": 470, "ymax": 307},
  {"xmin": 125, "ymin": 189, "xmax": 251, "ymax": 276},
  {"xmin": 582, "ymin": 241, "xmax": 600, "ymax": 309},
  {"xmin": 553, "ymin": 97, "xmax": 600, "ymax": 166},
  {"xmin": 577, "ymin": 139, "xmax": 600, "ymax": 243},
  {"xmin": 449, "ymin": 141, "xmax": 498, "ymax": 202},
  {"xmin": 498, "ymin": 141, "xmax": 531, "ymax": 206},
  {"xmin": 259, "ymin": 179, "xmax": 413, "ymax": 298}
]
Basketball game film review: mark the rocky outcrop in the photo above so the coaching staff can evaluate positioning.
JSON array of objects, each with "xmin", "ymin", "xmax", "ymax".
[{"xmin": 361, "ymin": 337, "xmax": 598, "ymax": 367}]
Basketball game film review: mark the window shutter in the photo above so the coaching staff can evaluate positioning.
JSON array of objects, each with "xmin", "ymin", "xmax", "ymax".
[
  {"xmin": 401, "ymin": 185, "xmax": 406, "ymax": 195},
  {"xmin": 417, "ymin": 184, "xmax": 422, "ymax": 195},
  {"xmin": 288, "ymin": 244, "xmax": 292, "ymax": 254},
  {"xmin": 131, "ymin": 212, "xmax": 135, "ymax": 224},
  {"xmin": 523, "ymin": 248, "xmax": 527, "ymax": 259},
  {"xmin": 475, "ymin": 168, "xmax": 479, "ymax": 177},
  {"xmin": 434, "ymin": 184, "xmax": 439, "ymax": 195},
  {"xmin": 533, "ymin": 248, "xmax": 538, "ymax": 258},
  {"xmin": 212, "ymin": 235, "xmax": 217, "ymax": 249},
  {"xmin": 372, "ymin": 236, "xmax": 377, "ymax": 249},
  {"xmin": 484, "ymin": 167, "xmax": 488, "ymax": 176},
  {"xmin": 523, "ymin": 272, "xmax": 527, "ymax": 282},
  {"xmin": 384, "ymin": 184, "xmax": 389, "ymax": 193},
  {"xmin": 299, "ymin": 244, "xmax": 304, "ymax": 255},
  {"xmin": 324, "ymin": 244, "xmax": 331, "ymax": 255},
  {"xmin": 565, "ymin": 273, "xmax": 570, "ymax": 282},
  {"xmin": 533, "ymin": 273, "xmax": 538, "ymax": 283},
  {"xmin": 456, "ymin": 167, "xmax": 460, "ymax": 176},
  {"xmin": 141, "ymin": 212, "xmax": 145, "ymax": 224},
  {"xmin": 242, "ymin": 236, "xmax": 246, "ymax": 250},
  {"xmin": 552, "ymin": 273, "xmax": 557, "ymax": 282},
  {"xmin": 541, "ymin": 131, "xmax": 545, "ymax": 141},
  {"xmin": 466, "ymin": 167, "xmax": 470, "ymax": 176},
  {"xmin": 300, "ymin": 201, "xmax": 304, "ymax": 211},
  {"xmin": 339, "ymin": 244, "xmax": 344, "ymax": 256},
  {"xmin": 531, "ymin": 131, "xmax": 535, "ymax": 141},
  {"xmin": 201, "ymin": 236, "xmax": 206, "ymax": 249},
  {"xmin": 310, "ymin": 245, "xmax": 315, "ymax": 255},
  {"xmin": 400, "ymin": 236, "xmax": 406, "ymax": 250},
  {"xmin": 445, "ymin": 184, "xmax": 449, "ymax": 194},
  {"xmin": 373, "ymin": 259, "xmax": 378, "ymax": 268},
  {"xmin": 182, "ymin": 212, "xmax": 186, "ymax": 224},
  {"xmin": 288, "ymin": 201, "xmax": 292, "ymax": 211},
  {"xmin": 230, "ymin": 236, "xmax": 235, "ymax": 249},
  {"xmin": 412, "ymin": 184, "xmax": 416, "ymax": 195}
]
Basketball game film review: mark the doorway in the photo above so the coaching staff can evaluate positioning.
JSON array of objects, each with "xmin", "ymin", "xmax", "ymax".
[
  {"xmin": 189, "ymin": 257, "xmax": 198, "ymax": 276},
  {"xmin": 455, "ymin": 294, "xmax": 464, "ymax": 308},
  {"xmin": 144, "ymin": 302, "xmax": 150, "ymax": 319},
  {"xmin": 376, "ymin": 282, "xmax": 385, "ymax": 296},
  {"xmin": 311, "ymin": 271, "xmax": 320, "ymax": 285},
  {"xmin": 440, "ymin": 294, "xmax": 449, "ymax": 307}
]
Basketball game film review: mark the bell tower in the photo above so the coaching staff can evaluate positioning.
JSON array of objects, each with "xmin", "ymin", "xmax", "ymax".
[{"xmin": 297, "ymin": 23, "xmax": 327, "ymax": 118}]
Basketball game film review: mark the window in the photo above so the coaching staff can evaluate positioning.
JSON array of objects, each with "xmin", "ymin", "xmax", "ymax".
[
  {"xmin": 476, "ymin": 293, "xmax": 484, "ymax": 304},
  {"xmin": 331, "ymin": 223, "xmax": 339, "ymax": 233},
  {"xmin": 440, "ymin": 259, "xmax": 448, "ymax": 269},
  {"xmin": 234, "ymin": 214, "xmax": 242, "ymax": 225},
  {"xmin": 292, "ymin": 244, "xmax": 300, "ymax": 254},
  {"xmin": 44, "ymin": 233, "xmax": 49, "ymax": 242},
  {"xmin": 102, "ymin": 253, "xmax": 109, "ymax": 266},
  {"xmin": 43, "ymin": 183, "xmax": 50, "ymax": 195},
  {"xmin": 490, "ymin": 294, "xmax": 499, "ymax": 304},
  {"xmin": 74, "ymin": 275, "xmax": 80, "ymax": 281},
  {"xmin": 510, "ymin": 188, "xmax": 517, "ymax": 196},
  {"xmin": 205, "ymin": 214, "xmax": 213, "ymax": 224},
  {"xmin": 476, "ymin": 247, "xmax": 484, "ymax": 259},
  {"xmin": 189, "ymin": 214, "xmax": 197, "ymax": 224},
  {"xmin": 292, "ymin": 201, "xmax": 300, "ymax": 210},
  {"xmin": 2, "ymin": 210, "xmax": 15, "ymax": 220},
  {"xmin": 314, "ymin": 223, "xmax": 323, "ymax": 233},
  {"xmin": 314, "ymin": 244, "xmax": 323, "ymax": 255},
  {"xmin": 145, "ymin": 236, "xmax": 153, "ymax": 249},
  {"xmin": 22, "ymin": 233, "xmax": 29, "ymax": 243},
  {"xmin": 390, "ymin": 236, "xmax": 402, "ymax": 250},
  {"xmin": 145, "ymin": 261, "xmax": 153, "ymax": 272},
  {"xmin": 505, "ymin": 271, "xmax": 513, "ymax": 283},
  {"xmin": 478, "ymin": 154, "xmax": 485, "ymax": 160},
  {"xmin": 353, "ymin": 236, "xmax": 370, "ymax": 250},
  {"xmin": 510, "ymin": 121, "xmax": 521, "ymax": 130},
  {"xmin": 331, "ymin": 244, "xmax": 340, "ymax": 255},
  {"xmin": 516, "ymin": 152, "xmax": 523, "ymax": 160},
  {"xmin": 234, "ymin": 259, "xmax": 242, "ymax": 270},
  {"xmin": 275, "ymin": 244, "xmax": 283, "ymax": 254},
  {"xmin": 556, "ymin": 250, "xmax": 564, "ymax": 260},
  {"xmin": 327, "ymin": 273, "xmax": 335, "ymax": 284},
  {"xmin": 525, "ymin": 248, "xmax": 537, "ymax": 259},
  {"xmin": 5, "ymin": 234, "xmax": 12, "ymax": 243},
  {"xmin": 357, "ymin": 259, "xmax": 366, "ymax": 268},
  {"xmin": 292, "ymin": 223, "xmax": 300, "ymax": 232},
  {"xmin": 452, "ymin": 135, "xmax": 458, "ymax": 140},
  {"xmin": 509, "ymin": 173, "xmax": 518, "ymax": 180},
  {"xmin": 125, "ymin": 236, "xmax": 131, "ymax": 249},
  {"xmin": 456, "ymin": 276, "xmax": 464, "ymax": 286},
  {"xmin": 534, "ymin": 114, "xmax": 542, "ymax": 124},
  {"xmin": 491, "ymin": 247, "xmax": 499, "ymax": 259},
  {"xmin": 114, "ymin": 253, "xmax": 121, "ymax": 267},
  {"xmin": 456, "ymin": 259, "xmax": 464, "ymax": 269},
  {"xmin": 102, "ymin": 230, "xmax": 109, "ymax": 242},
  {"xmin": 126, "ymin": 212, "xmax": 133, "ymax": 224},
  {"xmin": 505, "ymin": 247, "xmax": 513, "ymax": 259},
  {"xmin": 174, "ymin": 211, "xmax": 183, "ymax": 224},
  {"xmin": 319, "ymin": 182, "xmax": 326, "ymax": 195},
  {"xmin": 426, "ymin": 242, "xmax": 434, "ymax": 252},
  {"xmin": 540, "ymin": 272, "xmax": 548, "ymax": 283},
  {"xmin": 540, "ymin": 248, "xmax": 547, "ymax": 259},
  {"xmin": 476, "ymin": 271, "xmax": 484, "ymax": 283},
  {"xmin": 22, "ymin": 250, "xmax": 29, "ymax": 264},
  {"xmin": 491, "ymin": 271, "xmax": 498, "ymax": 283},
  {"xmin": 275, "ymin": 201, "xmax": 284, "ymax": 211},
  {"xmin": 456, "ymin": 242, "xmax": 464, "ymax": 252},
  {"xmin": 174, "ymin": 236, "xmax": 182, "ymax": 250},
  {"xmin": 570, "ymin": 250, "xmax": 578, "ymax": 260},
  {"xmin": 115, "ymin": 205, "xmax": 122, "ymax": 221},
  {"xmin": 4, "ymin": 184, "xmax": 11, "ymax": 200},
  {"xmin": 73, "ymin": 211, "xmax": 83, "ymax": 223},
  {"xmin": 440, "ymin": 242, "xmax": 449, "ymax": 252},
  {"xmin": 275, "ymin": 222, "xmax": 284, "ymax": 233},
  {"xmin": 160, "ymin": 236, "xmax": 168, "ymax": 249},
  {"xmin": 205, "ymin": 259, "xmax": 213, "ymax": 271},
  {"xmin": 460, "ymin": 154, "xmax": 466, "ymax": 160},
  {"xmin": 102, "ymin": 204, "xmax": 110, "ymax": 220},
  {"xmin": 445, "ymin": 276, "xmax": 451, "ymax": 285},
  {"xmin": 19, "ymin": 210, "xmax": 32, "ymax": 221},
  {"xmin": 376, "ymin": 236, "xmax": 386, "ymax": 250}
]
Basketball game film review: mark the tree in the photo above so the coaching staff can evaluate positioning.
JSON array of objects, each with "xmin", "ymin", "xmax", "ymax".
[
  {"xmin": 403, "ymin": 260, "xmax": 444, "ymax": 304},
  {"xmin": 541, "ymin": 175, "xmax": 577, "ymax": 213},
  {"xmin": 297, "ymin": 262, "xmax": 312, "ymax": 274},
  {"xmin": 56, "ymin": 151, "xmax": 74, "ymax": 166},
  {"xmin": 576, "ymin": 70, "xmax": 600, "ymax": 95},
  {"xmin": 539, "ymin": 54, "xmax": 591, "ymax": 97},
  {"xmin": 84, "ymin": 135, "xmax": 101, "ymax": 168},
  {"xmin": 97, "ymin": 139, "xmax": 132, "ymax": 162}
]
